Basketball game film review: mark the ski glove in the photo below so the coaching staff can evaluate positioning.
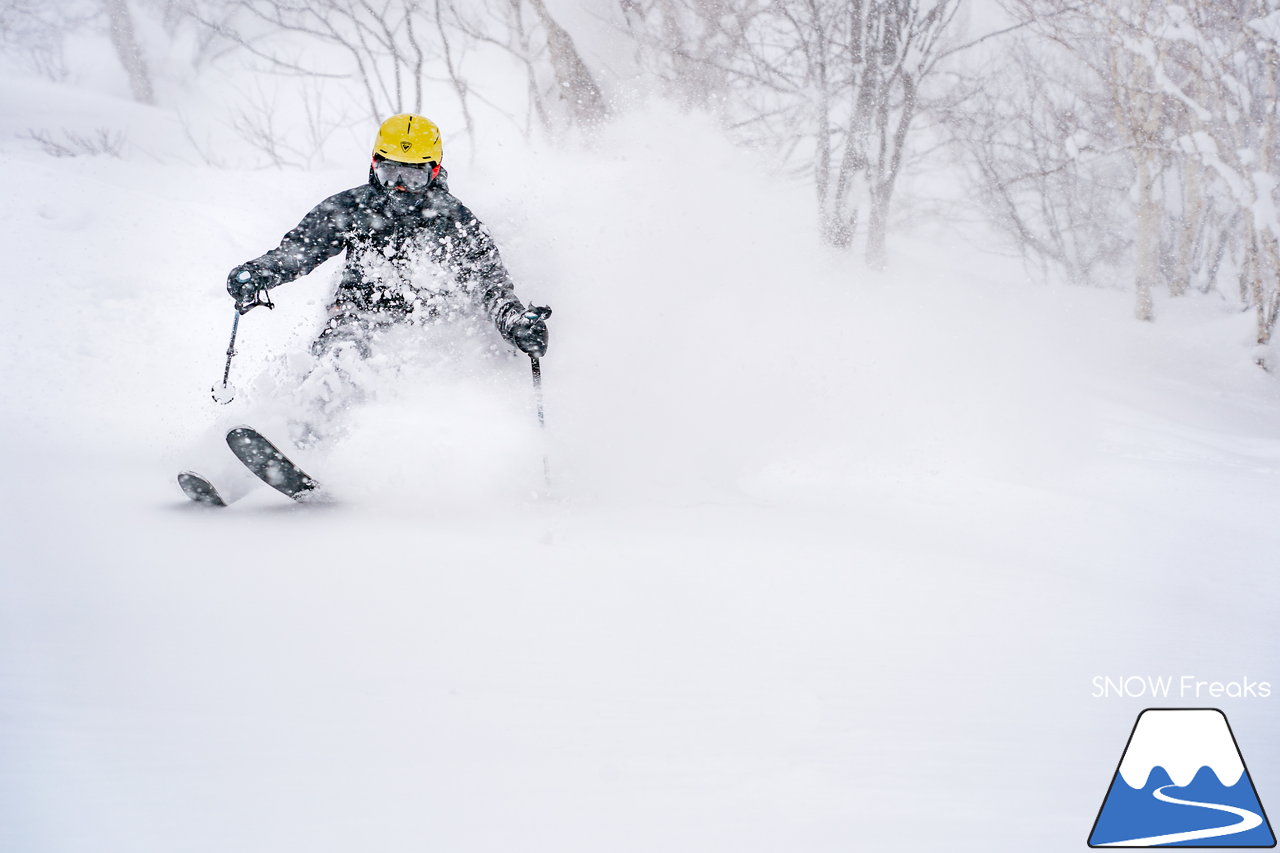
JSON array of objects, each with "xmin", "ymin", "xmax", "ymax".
[
  {"xmin": 505, "ymin": 305, "xmax": 552, "ymax": 357},
  {"xmin": 226, "ymin": 265, "xmax": 277, "ymax": 314}
]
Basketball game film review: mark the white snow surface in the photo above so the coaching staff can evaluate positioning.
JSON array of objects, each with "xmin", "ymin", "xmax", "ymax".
[{"xmin": 4, "ymin": 81, "xmax": 1280, "ymax": 853}]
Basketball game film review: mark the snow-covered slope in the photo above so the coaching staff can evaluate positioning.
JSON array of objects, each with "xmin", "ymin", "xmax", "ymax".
[{"xmin": 4, "ymin": 83, "xmax": 1280, "ymax": 853}]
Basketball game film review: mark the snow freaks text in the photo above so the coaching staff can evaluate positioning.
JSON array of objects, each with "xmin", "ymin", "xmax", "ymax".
[{"xmin": 1091, "ymin": 676, "xmax": 1272, "ymax": 700}]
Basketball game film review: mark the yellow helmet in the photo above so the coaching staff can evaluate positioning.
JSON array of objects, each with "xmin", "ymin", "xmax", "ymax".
[{"xmin": 372, "ymin": 114, "xmax": 442, "ymax": 165}]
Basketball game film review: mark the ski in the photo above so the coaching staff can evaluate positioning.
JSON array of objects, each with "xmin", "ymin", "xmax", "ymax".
[
  {"xmin": 225, "ymin": 426, "xmax": 322, "ymax": 501},
  {"xmin": 177, "ymin": 471, "xmax": 227, "ymax": 507}
]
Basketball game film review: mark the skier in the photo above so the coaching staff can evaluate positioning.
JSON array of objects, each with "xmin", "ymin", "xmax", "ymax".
[
  {"xmin": 179, "ymin": 114, "xmax": 550, "ymax": 505},
  {"xmin": 227, "ymin": 112, "xmax": 549, "ymax": 365}
]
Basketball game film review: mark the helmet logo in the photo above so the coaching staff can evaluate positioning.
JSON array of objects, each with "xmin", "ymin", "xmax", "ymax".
[{"xmin": 400, "ymin": 140, "xmax": 412, "ymax": 151}]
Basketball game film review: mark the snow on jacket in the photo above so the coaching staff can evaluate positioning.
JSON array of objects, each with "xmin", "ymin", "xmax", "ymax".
[{"xmin": 234, "ymin": 169, "xmax": 526, "ymax": 336}]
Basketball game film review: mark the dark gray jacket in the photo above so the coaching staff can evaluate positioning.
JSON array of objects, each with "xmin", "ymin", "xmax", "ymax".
[{"xmin": 236, "ymin": 170, "xmax": 526, "ymax": 335}]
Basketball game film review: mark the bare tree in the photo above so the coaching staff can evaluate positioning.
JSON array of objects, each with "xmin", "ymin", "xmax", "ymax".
[
  {"xmin": 21, "ymin": 127, "xmax": 126, "ymax": 157},
  {"xmin": 946, "ymin": 36, "xmax": 1131, "ymax": 289},
  {"xmin": 992, "ymin": 0, "xmax": 1280, "ymax": 339},
  {"xmin": 228, "ymin": 76, "xmax": 357, "ymax": 168},
  {"xmin": 1145, "ymin": 0, "xmax": 1280, "ymax": 347},
  {"xmin": 180, "ymin": 0, "xmax": 437, "ymax": 121},
  {"xmin": 619, "ymin": 0, "xmax": 741, "ymax": 112},
  {"xmin": 0, "ymin": 0, "xmax": 98, "ymax": 80},
  {"xmin": 442, "ymin": 0, "xmax": 609, "ymax": 134},
  {"xmin": 178, "ymin": 0, "xmax": 609, "ymax": 150},
  {"xmin": 102, "ymin": 0, "xmax": 155, "ymax": 103},
  {"xmin": 526, "ymin": 0, "xmax": 608, "ymax": 126},
  {"xmin": 623, "ymin": 0, "xmax": 960, "ymax": 266}
]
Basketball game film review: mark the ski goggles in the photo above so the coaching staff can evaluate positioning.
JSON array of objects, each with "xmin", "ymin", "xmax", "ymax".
[{"xmin": 373, "ymin": 156, "xmax": 438, "ymax": 191}]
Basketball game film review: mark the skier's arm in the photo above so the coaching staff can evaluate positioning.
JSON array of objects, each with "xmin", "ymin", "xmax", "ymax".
[
  {"xmin": 228, "ymin": 197, "xmax": 348, "ymax": 299},
  {"xmin": 444, "ymin": 211, "xmax": 551, "ymax": 356},
  {"xmin": 441, "ymin": 210, "xmax": 522, "ymax": 325}
]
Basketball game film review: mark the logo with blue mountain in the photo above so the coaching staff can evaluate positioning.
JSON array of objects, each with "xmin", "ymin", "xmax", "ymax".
[{"xmin": 1089, "ymin": 708, "xmax": 1275, "ymax": 847}]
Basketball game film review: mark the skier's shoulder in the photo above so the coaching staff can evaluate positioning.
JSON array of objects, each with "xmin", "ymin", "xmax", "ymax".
[
  {"xmin": 427, "ymin": 186, "xmax": 468, "ymax": 217},
  {"xmin": 426, "ymin": 179, "xmax": 486, "ymax": 231},
  {"xmin": 290, "ymin": 186, "xmax": 365, "ymax": 222},
  {"xmin": 320, "ymin": 184, "xmax": 377, "ymax": 212},
  {"xmin": 295, "ymin": 185, "xmax": 379, "ymax": 232}
]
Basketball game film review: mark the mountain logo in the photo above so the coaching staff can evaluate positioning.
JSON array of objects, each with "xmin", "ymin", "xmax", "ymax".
[{"xmin": 1089, "ymin": 708, "xmax": 1275, "ymax": 847}]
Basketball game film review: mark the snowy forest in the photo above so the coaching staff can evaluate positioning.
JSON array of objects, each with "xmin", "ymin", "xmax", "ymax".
[
  {"xmin": 6, "ymin": 3, "xmax": 1280, "ymax": 853},
  {"xmin": 5, "ymin": 0, "xmax": 1279, "ymax": 342}
]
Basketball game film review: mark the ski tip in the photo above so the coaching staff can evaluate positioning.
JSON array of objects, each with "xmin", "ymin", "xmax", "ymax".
[
  {"xmin": 224, "ymin": 426, "xmax": 323, "ymax": 502},
  {"xmin": 177, "ymin": 471, "xmax": 227, "ymax": 507},
  {"xmin": 226, "ymin": 425, "xmax": 273, "ymax": 457},
  {"xmin": 226, "ymin": 424, "xmax": 261, "ymax": 442}
]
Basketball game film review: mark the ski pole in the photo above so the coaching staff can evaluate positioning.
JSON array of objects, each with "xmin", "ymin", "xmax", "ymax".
[
  {"xmin": 530, "ymin": 356, "xmax": 546, "ymax": 428},
  {"xmin": 518, "ymin": 304, "xmax": 553, "ymax": 490},
  {"xmin": 211, "ymin": 287, "xmax": 272, "ymax": 404},
  {"xmin": 530, "ymin": 355, "xmax": 551, "ymax": 489},
  {"xmin": 211, "ymin": 309, "xmax": 241, "ymax": 404}
]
